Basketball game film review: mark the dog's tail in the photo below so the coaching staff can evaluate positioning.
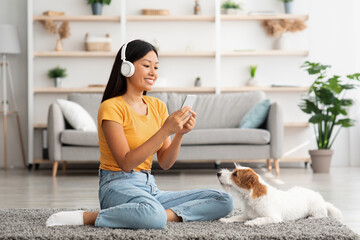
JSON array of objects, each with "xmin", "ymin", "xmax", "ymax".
[{"xmin": 326, "ymin": 202, "xmax": 343, "ymax": 222}]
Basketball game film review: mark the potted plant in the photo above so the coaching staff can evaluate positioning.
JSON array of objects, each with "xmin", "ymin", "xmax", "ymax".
[
  {"xmin": 194, "ymin": 76, "xmax": 202, "ymax": 87},
  {"xmin": 246, "ymin": 65, "xmax": 261, "ymax": 86},
  {"xmin": 88, "ymin": 0, "xmax": 111, "ymax": 15},
  {"xmin": 221, "ymin": 0, "xmax": 242, "ymax": 15},
  {"xmin": 299, "ymin": 61, "xmax": 360, "ymax": 173},
  {"xmin": 278, "ymin": 0, "xmax": 294, "ymax": 14},
  {"xmin": 48, "ymin": 66, "xmax": 67, "ymax": 87}
]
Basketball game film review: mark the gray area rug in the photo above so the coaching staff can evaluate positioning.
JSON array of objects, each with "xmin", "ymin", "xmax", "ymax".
[{"xmin": 1, "ymin": 209, "xmax": 359, "ymax": 240}]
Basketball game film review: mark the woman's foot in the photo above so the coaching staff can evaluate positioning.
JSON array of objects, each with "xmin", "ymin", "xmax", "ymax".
[{"xmin": 46, "ymin": 210, "xmax": 85, "ymax": 226}]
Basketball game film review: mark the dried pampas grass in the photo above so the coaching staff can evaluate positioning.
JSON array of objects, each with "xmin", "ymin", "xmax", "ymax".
[
  {"xmin": 262, "ymin": 19, "xmax": 307, "ymax": 37},
  {"xmin": 41, "ymin": 19, "xmax": 71, "ymax": 40}
]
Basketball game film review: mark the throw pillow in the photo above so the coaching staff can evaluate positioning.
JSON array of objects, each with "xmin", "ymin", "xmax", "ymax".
[
  {"xmin": 56, "ymin": 99, "xmax": 97, "ymax": 132},
  {"xmin": 239, "ymin": 99, "xmax": 271, "ymax": 128}
]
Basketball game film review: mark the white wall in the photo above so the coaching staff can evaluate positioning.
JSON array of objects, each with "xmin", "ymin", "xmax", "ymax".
[{"xmin": 0, "ymin": 0, "xmax": 359, "ymax": 168}]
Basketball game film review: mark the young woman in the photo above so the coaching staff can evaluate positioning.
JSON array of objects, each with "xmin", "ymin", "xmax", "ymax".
[{"xmin": 46, "ymin": 39, "xmax": 233, "ymax": 229}]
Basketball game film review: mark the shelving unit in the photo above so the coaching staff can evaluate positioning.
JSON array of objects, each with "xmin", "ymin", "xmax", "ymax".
[{"xmin": 27, "ymin": 0, "xmax": 310, "ymax": 166}]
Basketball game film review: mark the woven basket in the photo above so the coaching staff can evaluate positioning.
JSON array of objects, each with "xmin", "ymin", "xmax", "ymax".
[
  {"xmin": 85, "ymin": 42, "xmax": 111, "ymax": 52},
  {"xmin": 85, "ymin": 33, "xmax": 111, "ymax": 52},
  {"xmin": 142, "ymin": 9, "xmax": 169, "ymax": 15}
]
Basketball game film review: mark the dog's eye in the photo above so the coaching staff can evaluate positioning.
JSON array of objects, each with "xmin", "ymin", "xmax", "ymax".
[{"xmin": 232, "ymin": 171, "xmax": 237, "ymax": 177}]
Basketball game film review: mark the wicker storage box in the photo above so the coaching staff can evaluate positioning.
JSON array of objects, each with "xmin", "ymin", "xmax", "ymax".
[
  {"xmin": 142, "ymin": 9, "xmax": 169, "ymax": 15},
  {"xmin": 85, "ymin": 33, "xmax": 111, "ymax": 52}
]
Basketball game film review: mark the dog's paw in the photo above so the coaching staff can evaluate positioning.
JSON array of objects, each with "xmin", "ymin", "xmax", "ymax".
[
  {"xmin": 244, "ymin": 220, "xmax": 258, "ymax": 226},
  {"xmin": 219, "ymin": 217, "xmax": 233, "ymax": 223}
]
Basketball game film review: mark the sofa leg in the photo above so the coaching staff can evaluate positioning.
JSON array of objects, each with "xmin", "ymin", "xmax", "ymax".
[
  {"xmin": 52, "ymin": 161, "xmax": 59, "ymax": 177},
  {"xmin": 274, "ymin": 159, "xmax": 280, "ymax": 176},
  {"xmin": 62, "ymin": 161, "xmax": 67, "ymax": 174},
  {"xmin": 267, "ymin": 159, "xmax": 272, "ymax": 172}
]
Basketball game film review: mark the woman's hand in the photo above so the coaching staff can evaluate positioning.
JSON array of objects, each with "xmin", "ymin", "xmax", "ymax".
[
  {"xmin": 161, "ymin": 107, "xmax": 193, "ymax": 136},
  {"xmin": 178, "ymin": 110, "xmax": 196, "ymax": 135}
]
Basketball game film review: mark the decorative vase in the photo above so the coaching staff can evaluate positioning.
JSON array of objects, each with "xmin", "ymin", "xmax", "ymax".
[
  {"xmin": 54, "ymin": 77, "xmax": 62, "ymax": 88},
  {"xmin": 274, "ymin": 33, "xmax": 290, "ymax": 50},
  {"xmin": 309, "ymin": 149, "xmax": 333, "ymax": 173},
  {"xmin": 91, "ymin": 3, "xmax": 103, "ymax": 15},
  {"xmin": 194, "ymin": 79, "xmax": 202, "ymax": 87},
  {"xmin": 55, "ymin": 39, "xmax": 63, "ymax": 52},
  {"xmin": 246, "ymin": 77, "xmax": 261, "ymax": 87},
  {"xmin": 284, "ymin": 2, "xmax": 293, "ymax": 14}
]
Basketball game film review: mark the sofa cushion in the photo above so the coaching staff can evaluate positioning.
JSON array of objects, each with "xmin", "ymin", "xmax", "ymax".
[
  {"xmin": 239, "ymin": 99, "xmax": 271, "ymax": 128},
  {"xmin": 57, "ymin": 99, "xmax": 97, "ymax": 132},
  {"xmin": 68, "ymin": 93, "xmax": 103, "ymax": 125},
  {"xmin": 60, "ymin": 130, "xmax": 98, "ymax": 146},
  {"xmin": 166, "ymin": 92, "xmax": 266, "ymax": 129},
  {"xmin": 180, "ymin": 128, "xmax": 270, "ymax": 145}
]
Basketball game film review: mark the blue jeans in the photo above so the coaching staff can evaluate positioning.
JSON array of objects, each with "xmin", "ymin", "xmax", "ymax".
[{"xmin": 95, "ymin": 169, "xmax": 233, "ymax": 229}]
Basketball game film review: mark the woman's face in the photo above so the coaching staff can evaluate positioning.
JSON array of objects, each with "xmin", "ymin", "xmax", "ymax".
[{"xmin": 129, "ymin": 50, "xmax": 159, "ymax": 92}]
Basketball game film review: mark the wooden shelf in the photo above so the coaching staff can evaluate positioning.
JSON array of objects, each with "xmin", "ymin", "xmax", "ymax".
[
  {"xmin": 34, "ymin": 51, "xmax": 216, "ymax": 58},
  {"xmin": 34, "ymin": 50, "xmax": 308, "ymax": 58},
  {"xmin": 32, "ymin": 14, "xmax": 308, "ymax": 22},
  {"xmin": 127, "ymin": 15, "xmax": 215, "ymax": 22},
  {"xmin": 159, "ymin": 51, "xmax": 215, "ymax": 57},
  {"xmin": 33, "ymin": 15, "xmax": 121, "ymax": 22},
  {"xmin": 33, "ymin": 87, "xmax": 216, "ymax": 94},
  {"xmin": 34, "ymin": 51, "xmax": 116, "ymax": 57},
  {"xmin": 221, "ymin": 86, "xmax": 309, "ymax": 92},
  {"xmin": 222, "ymin": 50, "xmax": 309, "ymax": 56},
  {"xmin": 284, "ymin": 122, "xmax": 309, "ymax": 128},
  {"xmin": 221, "ymin": 14, "xmax": 309, "ymax": 21}
]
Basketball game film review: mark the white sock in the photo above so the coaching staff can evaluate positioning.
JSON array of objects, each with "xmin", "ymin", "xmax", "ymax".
[{"xmin": 46, "ymin": 210, "xmax": 85, "ymax": 227}]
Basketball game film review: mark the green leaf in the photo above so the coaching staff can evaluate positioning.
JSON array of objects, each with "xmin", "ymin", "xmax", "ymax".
[
  {"xmin": 299, "ymin": 99, "xmax": 321, "ymax": 114},
  {"xmin": 309, "ymin": 114, "xmax": 332, "ymax": 124},
  {"xmin": 336, "ymin": 119, "xmax": 355, "ymax": 127}
]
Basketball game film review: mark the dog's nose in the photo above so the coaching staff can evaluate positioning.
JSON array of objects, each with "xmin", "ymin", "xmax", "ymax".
[{"xmin": 217, "ymin": 172, "xmax": 221, "ymax": 177}]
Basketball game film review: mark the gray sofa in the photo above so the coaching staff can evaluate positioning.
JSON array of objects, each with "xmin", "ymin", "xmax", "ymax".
[{"xmin": 48, "ymin": 91, "xmax": 283, "ymax": 176}]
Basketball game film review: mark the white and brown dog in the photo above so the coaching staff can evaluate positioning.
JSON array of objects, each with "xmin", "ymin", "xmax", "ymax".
[{"xmin": 217, "ymin": 164, "xmax": 342, "ymax": 225}]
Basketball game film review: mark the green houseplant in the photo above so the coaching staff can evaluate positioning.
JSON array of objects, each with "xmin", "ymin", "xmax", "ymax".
[
  {"xmin": 48, "ymin": 66, "xmax": 67, "ymax": 88},
  {"xmin": 88, "ymin": 0, "xmax": 111, "ymax": 15},
  {"xmin": 246, "ymin": 65, "xmax": 261, "ymax": 86},
  {"xmin": 221, "ymin": 0, "xmax": 242, "ymax": 15},
  {"xmin": 299, "ymin": 61, "xmax": 360, "ymax": 172},
  {"xmin": 278, "ymin": 0, "xmax": 294, "ymax": 14}
]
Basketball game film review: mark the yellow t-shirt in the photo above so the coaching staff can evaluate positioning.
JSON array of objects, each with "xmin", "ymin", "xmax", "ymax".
[{"xmin": 97, "ymin": 95, "xmax": 169, "ymax": 171}]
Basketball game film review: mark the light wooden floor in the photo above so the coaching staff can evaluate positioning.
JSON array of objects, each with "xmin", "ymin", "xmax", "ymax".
[{"xmin": 0, "ymin": 166, "xmax": 359, "ymax": 235}]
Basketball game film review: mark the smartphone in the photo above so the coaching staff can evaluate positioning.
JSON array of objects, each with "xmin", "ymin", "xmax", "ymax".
[{"xmin": 181, "ymin": 94, "xmax": 197, "ymax": 117}]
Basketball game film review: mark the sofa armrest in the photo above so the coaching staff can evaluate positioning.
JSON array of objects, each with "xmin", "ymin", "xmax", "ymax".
[
  {"xmin": 47, "ymin": 103, "xmax": 65, "ymax": 161},
  {"xmin": 266, "ymin": 102, "xmax": 283, "ymax": 159}
]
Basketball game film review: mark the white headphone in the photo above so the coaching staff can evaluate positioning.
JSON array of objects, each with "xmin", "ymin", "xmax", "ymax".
[{"xmin": 120, "ymin": 41, "xmax": 135, "ymax": 77}]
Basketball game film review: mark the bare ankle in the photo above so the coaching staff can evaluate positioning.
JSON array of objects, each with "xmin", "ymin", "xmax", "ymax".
[{"xmin": 83, "ymin": 211, "xmax": 99, "ymax": 225}]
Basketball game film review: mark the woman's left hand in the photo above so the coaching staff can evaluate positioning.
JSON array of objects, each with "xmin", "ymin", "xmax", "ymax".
[{"xmin": 178, "ymin": 110, "xmax": 196, "ymax": 135}]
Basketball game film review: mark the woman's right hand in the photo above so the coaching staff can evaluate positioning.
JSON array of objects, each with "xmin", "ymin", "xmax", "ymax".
[{"xmin": 161, "ymin": 106, "xmax": 191, "ymax": 135}]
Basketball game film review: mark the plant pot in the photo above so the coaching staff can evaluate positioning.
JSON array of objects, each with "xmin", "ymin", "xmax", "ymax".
[
  {"xmin": 194, "ymin": 79, "xmax": 202, "ymax": 87},
  {"xmin": 246, "ymin": 77, "xmax": 261, "ymax": 87},
  {"xmin": 284, "ymin": 2, "xmax": 293, "ymax": 14},
  {"xmin": 91, "ymin": 3, "xmax": 103, "ymax": 15},
  {"xmin": 54, "ymin": 77, "xmax": 62, "ymax": 88},
  {"xmin": 222, "ymin": 8, "xmax": 240, "ymax": 15},
  {"xmin": 309, "ymin": 149, "xmax": 333, "ymax": 173}
]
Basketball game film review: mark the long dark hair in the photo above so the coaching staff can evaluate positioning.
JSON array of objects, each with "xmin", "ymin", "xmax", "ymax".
[{"xmin": 101, "ymin": 39, "xmax": 158, "ymax": 103}]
